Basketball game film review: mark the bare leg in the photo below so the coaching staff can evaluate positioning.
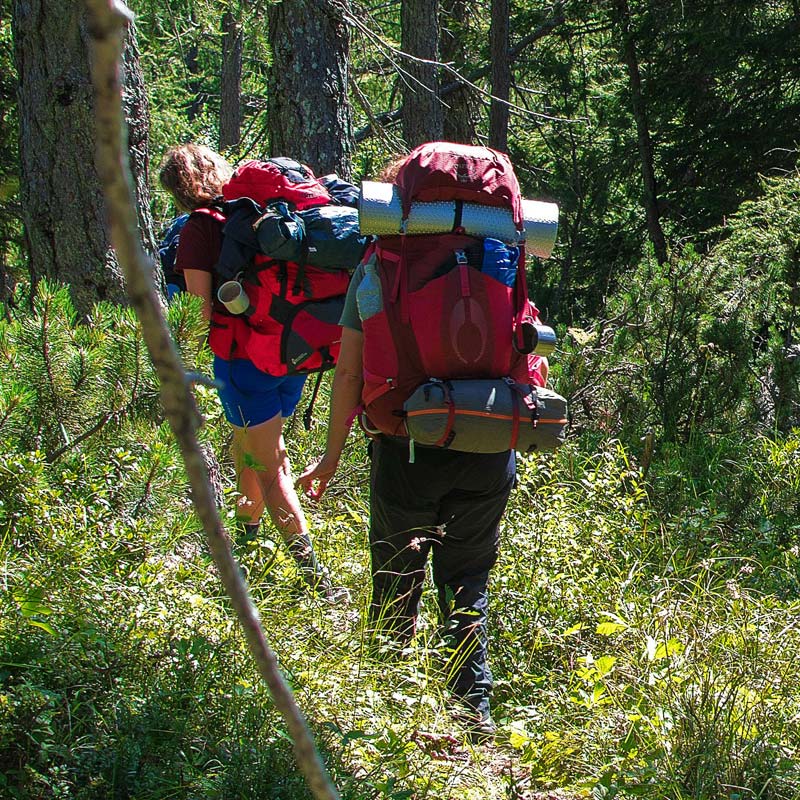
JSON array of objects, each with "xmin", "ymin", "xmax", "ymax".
[
  {"xmin": 232, "ymin": 413, "xmax": 305, "ymax": 536},
  {"xmin": 231, "ymin": 414, "xmax": 341, "ymax": 598}
]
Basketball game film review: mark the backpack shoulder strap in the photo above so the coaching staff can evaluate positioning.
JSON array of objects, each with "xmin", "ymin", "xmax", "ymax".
[{"xmin": 190, "ymin": 205, "xmax": 226, "ymax": 224}]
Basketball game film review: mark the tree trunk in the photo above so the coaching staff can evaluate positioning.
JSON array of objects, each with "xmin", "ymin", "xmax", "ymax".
[
  {"xmin": 85, "ymin": 6, "xmax": 343, "ymax": 797},
  {"xmin": 220, "ymin": 8, "xmax": 243, "ymax": 151},
  {"xmin": 355, "ymin": 10, "xmax": 565, "ymax": 145},
  {"xmin": 615, "ymin": 0, "xmax": 667, "ymax": 265},
  {"xmin": 440, "ymin": 0, "xmax": 478, "ymax": 144},
  {"xmin": 123, "ymin": 22, "xmax": 158, "ymax": 262},
  {"xmin": 401, "ymin": 0, "xmax": 443, "ymax": 148},
  {"xmin": 185, "ymin": 7, "xmax": 204, "ymax": 122},
  {"xmin": 268, "ymin": 0, "xmax": 353, "ymax": 178},
  {"xmin": 488, "ymin": 0, "xmax": 510, "ymax": 151},
  {"xmin": 13, "ymin": 0, "xmax": 156, "ymax": 315}
]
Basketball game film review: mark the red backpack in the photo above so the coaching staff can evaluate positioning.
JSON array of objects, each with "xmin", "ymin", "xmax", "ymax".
[
  {"xmin": 394, "ymin": 142, "xmax": 525, "ymax": 227},
  {"xmin": 359, "ymin": 142, "xmax": 555, "ymax": 449},
  {"xmin": 206, "ymin": 158, "xmax": 351, "ymax": 376}
]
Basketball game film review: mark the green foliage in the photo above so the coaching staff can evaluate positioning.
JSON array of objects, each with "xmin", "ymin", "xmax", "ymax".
[
  {"xmin": 493, "ymin": 442, "xmax": 800, "ymax": 799},
  {"xmin": 640, "ymin": 0, "xmax": 800, "ymax": 233},
  {"xmin": 0, "ymin": 0, "xmax": 22, "ymax": 293},
  {"xmin": 0, "ymin": 281, "xmax": 212, "ymax": 463},
  {"xmin": 131, "ymin": 0, "xmax": 275, "ymax": 225},
  {"xmin": 2, "ymin": 281, "xmax": 799, "ymax": 799},
  {"xmin": 559, "ymin": 172, "xmax": 800, "ymax": 446},
  {"xmin": 0, "ymin": 282, "xmax": 217, "ymax": 535},
  {"xmin": 3, "ymin": 1, "xmax": 800, "ymax": 796}
]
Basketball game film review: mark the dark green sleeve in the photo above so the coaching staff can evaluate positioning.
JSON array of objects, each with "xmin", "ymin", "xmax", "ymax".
[{"xmin": 339, "ymin": 263, "xmax": 365, "ymax": 332}]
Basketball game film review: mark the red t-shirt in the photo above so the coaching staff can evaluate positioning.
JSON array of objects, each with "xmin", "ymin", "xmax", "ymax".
[
  {"xmin": 174, "ymin": 211, "xmax": 226, "ymax": 314},
  {"xmin": 174, "ymin": 212, "xmax": 223, "ymax": 276}
]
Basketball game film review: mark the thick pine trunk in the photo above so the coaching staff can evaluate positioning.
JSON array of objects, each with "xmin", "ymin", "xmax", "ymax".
[
  {"xmin": 267, "ymin": 0, "xmax": 353, "ymax": 178},
  {"xmin": 401, "ymin": 0, "xmax": 443, "ymax": 148},
  {"xmin": 440, "ymin": 0, "xmax": 478, "ymax": 144},
  {"xmin": 123, "ymin": 22, "xmax": 158, "ymax": 262},
  {"xmin": 13, "ymin": 0, "xmax": 155, "ymax": 315}
]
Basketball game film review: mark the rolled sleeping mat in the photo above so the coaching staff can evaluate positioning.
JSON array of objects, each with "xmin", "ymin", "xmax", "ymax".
[
  {"xmin": 403, "ymin": 378, "xmax": 568, "ymax": 453},
  {"xmin": 359, "ymin": 180, "xmax": 559, "ymax": 258}
]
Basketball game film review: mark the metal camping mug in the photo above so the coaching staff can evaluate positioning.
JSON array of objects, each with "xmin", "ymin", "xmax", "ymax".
[
  {"xmin": 532, "ymin": 324, "xmax": 557, "ymax": 357},
  {"xmin": 217, "ymin": 280, "xmax": 253, "ymax": 316}
]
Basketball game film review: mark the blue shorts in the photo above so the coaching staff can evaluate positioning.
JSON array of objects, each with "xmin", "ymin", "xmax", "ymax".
[{"xmin": 213, "ymin": 356, "xmax": 307, "ymax": 427}]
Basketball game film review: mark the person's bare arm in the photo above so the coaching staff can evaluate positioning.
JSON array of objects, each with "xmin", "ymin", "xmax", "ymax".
[
  {"xmin": 296, "ymin": 327, "xmax": 364, "ymax": 499},
  {"xmin": 183, "ymin": 269, "xmax": 213, "ymax": 322}
]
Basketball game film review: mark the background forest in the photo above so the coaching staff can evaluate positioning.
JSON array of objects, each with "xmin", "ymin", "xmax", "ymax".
[{"xmin": 1, "ymin": 0, "xmax": 799, "ymax": 798}]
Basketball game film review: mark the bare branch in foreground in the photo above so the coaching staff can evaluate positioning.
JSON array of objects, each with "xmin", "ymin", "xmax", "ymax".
[{"xmin": 82, "ymin": 2, "xmax": 340, "ymax": 798}]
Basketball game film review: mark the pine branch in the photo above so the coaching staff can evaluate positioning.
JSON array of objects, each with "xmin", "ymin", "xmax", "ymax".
[
  {"xmin": 46, "ymin": 409, "xmax": 116, "ymax": 463},
  {"xmin": 82, "ymin": 3, "xmax": 341, "ymax": 799}
]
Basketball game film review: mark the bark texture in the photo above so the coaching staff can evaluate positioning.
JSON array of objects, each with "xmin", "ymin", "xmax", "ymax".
[
  {"xmin": 440, "ymin": 0, "xmax": 478, "ymax": 144},
  {"xmin": 488, "ymin": 0, "xmax": 510, "ymax": 151},
  {"xmin": 401, "ymin": 0, "xmax": 443, "ymax": 147},
  {"xmin": 268, "ymin": 0, "xmax": 353, "ymax": 178},
  {"xmin": 13, "ymin": 0, "xmax": 155, "ymax": 315},
  {"xmin": 220, "ymin": 9, "xmax": 243, "ymax": 151}
]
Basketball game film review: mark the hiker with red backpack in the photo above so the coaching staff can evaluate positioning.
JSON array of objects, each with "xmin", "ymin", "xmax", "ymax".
[
  {"xmin": 158, "ymin": 143, "xmax": 356, "ymax": 603},
  {"xmin": 297, "ymin": 142, "xmax": 565, "ymax": 737}
]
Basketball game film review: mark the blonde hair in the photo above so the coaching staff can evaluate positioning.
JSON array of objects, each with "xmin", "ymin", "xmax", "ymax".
[{"xmin": 158, "ymin": 144, "xmax": 233, "ymax": 210}]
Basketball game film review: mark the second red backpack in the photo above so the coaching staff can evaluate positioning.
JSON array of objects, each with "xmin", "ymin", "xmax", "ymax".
[{"xmin": 208, "ymin": 158, "xmax": 352, "ymax": 376}]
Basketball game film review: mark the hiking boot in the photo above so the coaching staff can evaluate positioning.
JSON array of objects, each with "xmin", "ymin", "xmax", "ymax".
[
  {"xmin": 236, "ymin": 520, "xmax": 261, "ymax": 546},
  {"xmin": 452, "ymin": 701, "xmax": 497, "ymax": 743},
  {"xmin": 286, "ymin": 533, "xmax": 349, "ymax": 604}
]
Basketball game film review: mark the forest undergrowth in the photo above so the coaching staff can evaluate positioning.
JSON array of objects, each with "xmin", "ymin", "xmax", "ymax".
[{"xmin": 0, "ymin": 280, "xmax": 798, "ymax": 800}]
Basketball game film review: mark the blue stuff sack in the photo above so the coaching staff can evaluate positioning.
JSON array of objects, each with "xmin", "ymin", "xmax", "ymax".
[
  {"xmin": 481, "ymin": 238, "xmax": 519, "ymax": 287},
  {"xmin": 318, "ymin": 173, "xmax": 361, "ymax": 208}
]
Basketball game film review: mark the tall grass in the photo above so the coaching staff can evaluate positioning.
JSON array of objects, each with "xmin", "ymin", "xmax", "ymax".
[{"xmin": 1, "ymin": 285, "xmax": 798, "ymax": 799}]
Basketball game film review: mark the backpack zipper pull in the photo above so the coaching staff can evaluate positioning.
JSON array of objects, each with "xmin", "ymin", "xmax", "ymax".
[{"xmin": 455, "ymin": 249, "xmax": 471, "ymax": 297}]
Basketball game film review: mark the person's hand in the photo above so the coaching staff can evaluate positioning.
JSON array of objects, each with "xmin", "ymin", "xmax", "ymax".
[{"xmin": 296, "ymin": 454, "xmax": 339, "ymax": 500}]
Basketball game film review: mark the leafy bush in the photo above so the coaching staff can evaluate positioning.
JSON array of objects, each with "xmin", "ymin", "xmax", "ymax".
[
  {"xmin": 560, "ymin": 172, "xmax": 800, "ymax": 446},
  {"xmin": 1, "ymin": 280, "xmax": 799, "ymax": 799}
]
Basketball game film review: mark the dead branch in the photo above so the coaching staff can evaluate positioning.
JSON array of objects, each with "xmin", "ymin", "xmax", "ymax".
[
  {"xmin": 82, "ymin": 2, "xmax": 340, "ymax": 798},
  {"xmin": 352, "ymin": 8, "xmax": 570, "ymax": 142}
]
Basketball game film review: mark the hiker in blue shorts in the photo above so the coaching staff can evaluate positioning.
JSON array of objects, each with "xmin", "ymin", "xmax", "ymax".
[{"xmin": 159, "ymin": 143, "xmax": 345, "ymax": 602}]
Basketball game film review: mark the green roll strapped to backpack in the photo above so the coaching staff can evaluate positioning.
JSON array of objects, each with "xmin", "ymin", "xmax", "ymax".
[{"xmin": 403, "ymin": 378, "xmax": 568, "ymax": 453}]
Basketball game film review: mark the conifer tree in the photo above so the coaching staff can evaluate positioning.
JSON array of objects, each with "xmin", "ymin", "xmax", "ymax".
[
  {"xmin": 12, "ymin": 1, "xmax": 156, "ymax": 315},
  {"xmin": 267, "ymin": 0, "xmax": 353, "ymax": 176}
]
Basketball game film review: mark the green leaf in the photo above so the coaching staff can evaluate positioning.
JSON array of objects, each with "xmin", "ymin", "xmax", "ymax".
[
  {"xmin": 594, "ymin": 655, "xmax": 616, "ymax": 677},
  {"xmin": 13, "ymin": 587, "xmax": 53, "ymax": 618},
  {"xmin": 28, "ymin": 619, "xmax": 57, "ymax": 635},
  {"xmin": 596, "ymin": 621, "xmax": 627, "ymax": 636}
]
